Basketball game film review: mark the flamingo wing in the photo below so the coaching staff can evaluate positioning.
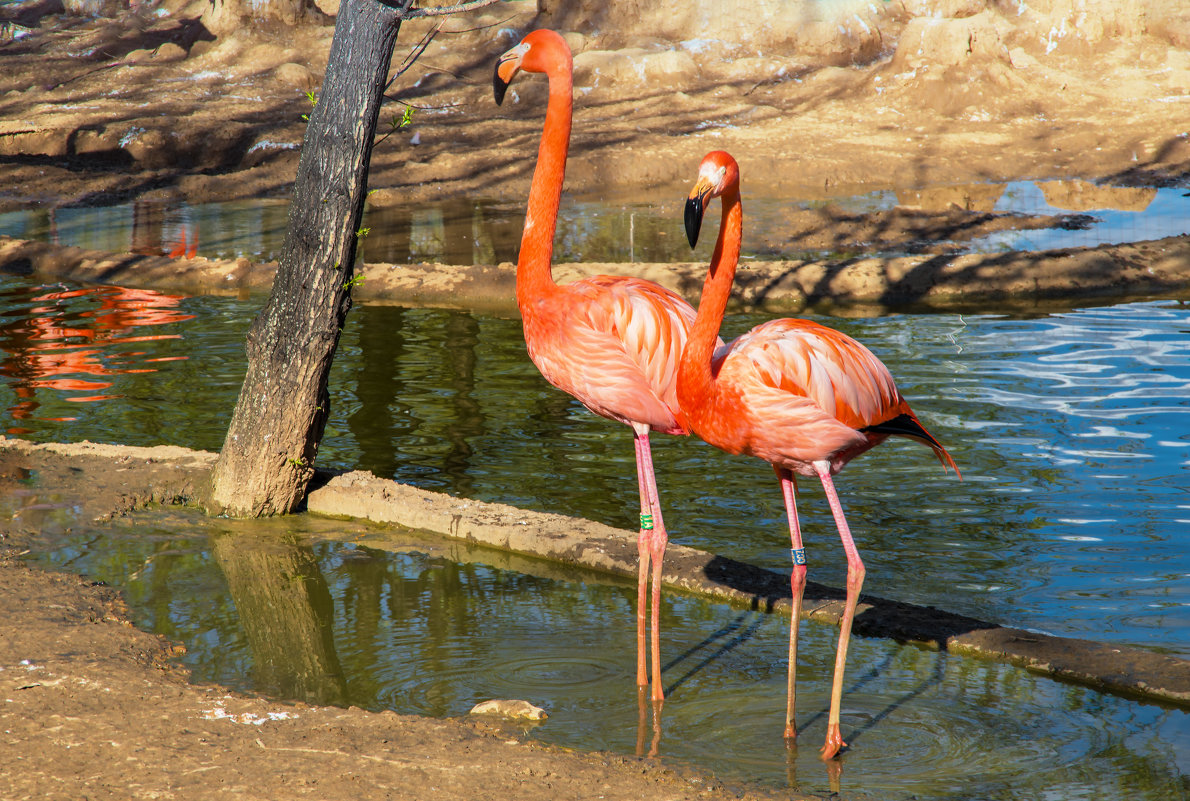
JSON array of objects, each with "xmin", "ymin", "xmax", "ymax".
[
  {"xmin": 710, "ymin": 318, "xmax": 909, "ymax": 466},
  {"xmin": 733, "ymin": 319, "xmax": 906, "ymax": 429},
  {"xmin": 524, "ymin": 276, "xmax": 706, "ymax": 434}
]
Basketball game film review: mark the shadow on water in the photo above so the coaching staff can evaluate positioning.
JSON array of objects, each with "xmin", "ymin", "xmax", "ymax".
[{"xmin": 662, "ymin": 610, "xmax": 767, "ymax": 697}]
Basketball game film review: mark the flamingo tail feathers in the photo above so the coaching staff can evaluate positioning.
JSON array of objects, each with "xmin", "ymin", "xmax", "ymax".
[{"xmin": 863, "ymin": 413, "xmax": 961, "ymax": 479}]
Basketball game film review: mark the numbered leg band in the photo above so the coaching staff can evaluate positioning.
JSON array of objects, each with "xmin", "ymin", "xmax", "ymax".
[
  {"xmin": 791, "ymin": 548, "xmax": 807, "ymax": 566},
  {"xmin": 640, "ymin": 513, "xmax": 654, "ymax": 531}
]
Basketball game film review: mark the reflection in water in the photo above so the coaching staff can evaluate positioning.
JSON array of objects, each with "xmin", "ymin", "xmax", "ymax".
[
  {"xmin": 340, "ymin": 306, "xmax": 487, "ymax": 497},
  {"xmin": 441, "ymin": 311, "xmax": 484, "ymax": 496},
  {"xmin": 211, "ymin": 528, "xmax": 348, "ymax": 706},
  {"xmin": 2, "ymin": 181, "xmax": 1186, "ymax": 264},
  {"xmin": 4, "ymin": 274, "xmax": 1190, "ymax": 662},
  {"xmin": 896, "ymin": 183, "xmax": 1007, "ymax": 212},
  {"xmin": 346, "ymin": 304, "xmax": 414, "ymax": 481},
  {"xmin": 1039, "ymin": 180, "xmax": 1157, "ymax": 213},
  {"xmin": 20, "ymin": 508, "xmax": 1190, "ymax": 801},
  {"xmin": 0, "ymin": 282, "xmax": 194, "ymax": 433}
]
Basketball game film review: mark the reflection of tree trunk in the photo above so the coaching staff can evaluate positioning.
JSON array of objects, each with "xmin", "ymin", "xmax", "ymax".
[
  {"xmin": 211, "ymin": 531, "xmax": 348, "ymax": 706},
  {"xmin": 442, "ymin": 311, "xmax": 483, "ymax": 495},
  {"xmin": 441, "ymin": 198, "xmax": 473, "ymax": 266},
  {"xmin": 348, "ymin": 304, "xmax": 413, "ymax": 478},
  {"xmin": 130, "ymin": 201, "xmax": 166, "ymax": 256},
  {"xmin": 208, "ymin": 0, "xmax": 404, "ymax": 516},
  {"xmin": 360, "ymin": 205, "xmax": 413, "ymax": 264},
  {"xmin": 475, "ymin": 199, "xmax": 521, "ymax": 265}
]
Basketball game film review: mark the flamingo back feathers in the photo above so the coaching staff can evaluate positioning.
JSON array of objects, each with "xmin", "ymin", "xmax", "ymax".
[
  {"xmin": 696, "ymin": 317, "xmax": 958, "ymax": 475},
  {"xmin": 732, "ymin": 319, "xmax": 904, "ymax": 430}
]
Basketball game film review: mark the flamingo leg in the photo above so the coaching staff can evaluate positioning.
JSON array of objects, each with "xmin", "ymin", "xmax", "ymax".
[
  {"xmin": 813, "ymin": 460, "xmax": 865, "ymax": 760},
  {"xmin": 634, "ymin": 426, "xmax": 668, "ymax": 702},
  {"xmin": 632, "ymin": 430, "xmax": 653, "ymax": 691},
  {"xmin": 775, "ymin": 466, "xmax": 806, "ymax": 740}
]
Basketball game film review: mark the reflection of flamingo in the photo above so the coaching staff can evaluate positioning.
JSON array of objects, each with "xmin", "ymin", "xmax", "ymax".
[
  {"xmin": 0, "ymin": 284, "xmax": 194, "ymax": 430},
  {"xmin": 679, "ymin": 151, "xmax": 959, "ymax": 759},
  {"xmin": 167, "ymin": 224, "xmax": 198, "ymax": 259},
  {"xmin": 494, "ymin": 30, "xmax": 717, "ymax": 701}
]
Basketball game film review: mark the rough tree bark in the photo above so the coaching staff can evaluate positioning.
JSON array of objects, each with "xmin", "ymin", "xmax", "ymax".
[{"xmin": 207, "ymin": 0, "xmax": 404, "ymax": 517}]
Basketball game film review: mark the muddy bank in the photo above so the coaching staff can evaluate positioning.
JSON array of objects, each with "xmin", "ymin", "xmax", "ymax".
[
  {"xmin": 5, "ymin": 436, "xmax": 1189, "ymax": 713},
  {"xmin": 1, "ymin": 438, "xmax": 810, "ymax": 801},
  {"xmin": 3, "ymin": 233, "xmax": 1188, "ymax": 314},
  {"xmin": 0, "ymin": 559, "xmax": 797, "ymax": 801}
]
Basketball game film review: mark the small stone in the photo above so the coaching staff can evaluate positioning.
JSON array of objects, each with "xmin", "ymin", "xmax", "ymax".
[{"xmin": 468, "ymin": 699, "xmax": 548, "ymax": 721}]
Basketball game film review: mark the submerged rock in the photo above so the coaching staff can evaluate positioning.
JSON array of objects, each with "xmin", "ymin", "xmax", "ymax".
[{"xmin": 468, "ymin": 699, "xmax": 548, "ymax": 721}]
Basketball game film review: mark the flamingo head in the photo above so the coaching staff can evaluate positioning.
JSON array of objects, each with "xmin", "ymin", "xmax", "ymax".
[
  {"xmin": 494, "ymin": 29, "xmax": 570, "ymax": 106},
  {"xmin": 685, "ymin": 151, "xmax": 739, "ymax": 248}
]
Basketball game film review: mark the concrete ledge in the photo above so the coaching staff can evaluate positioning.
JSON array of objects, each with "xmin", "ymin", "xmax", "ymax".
[
  {"xmin": 5, "ymin": 436, "xmax": 1185, "ymax": 709},
  {"xmin": 306, "ymin": 469, "xmax": 1190, "ymax": 709}
]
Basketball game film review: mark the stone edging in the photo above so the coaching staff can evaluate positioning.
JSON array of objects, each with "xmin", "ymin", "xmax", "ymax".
[{"xmin": 4, "ymin": 436, "xmax": 1186, "ymax": 709}]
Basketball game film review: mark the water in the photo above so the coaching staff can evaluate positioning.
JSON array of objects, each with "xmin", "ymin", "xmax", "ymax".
[
  {"xmin": 3, "ymin": 273, "xmax": 1190, "ymax": 797},
  {"xmin": 17, "ymin": 507, "xmax": 1190, "ymax": 800},
  {"xmin": 2, "ymin": 179, "xmax": 1187, "ymax": 264}
]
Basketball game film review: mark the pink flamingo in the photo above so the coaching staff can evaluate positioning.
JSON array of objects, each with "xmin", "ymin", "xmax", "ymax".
[
  {"xmin": 494, "ymin": 30, "xmax": 717, "ymax": 701},
  {"xmin": 679, "ymin": 151, "xmax": 959, "ymax": 759}
]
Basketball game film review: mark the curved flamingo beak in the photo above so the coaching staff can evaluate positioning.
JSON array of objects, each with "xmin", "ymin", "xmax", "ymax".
[
  {"xmin": 685, "ymin": 178, "xmax": 713, "ymax": 248},
  {"xmin": 493, "ymin": 50, "xmax": 522, "ymax": 106}
]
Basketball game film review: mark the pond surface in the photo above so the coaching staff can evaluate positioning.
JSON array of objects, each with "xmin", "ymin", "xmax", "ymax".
[
  {"xmin": 2, "ymin": 179, "xmax": 1187, "ymax": 265},
  {"xmin": 3, "ymin": 272, "xmax": 1190, "ymax": 798},
  {"xmin": 13, "ymin": 505, "xmax": 1188, "ymax": 801}
]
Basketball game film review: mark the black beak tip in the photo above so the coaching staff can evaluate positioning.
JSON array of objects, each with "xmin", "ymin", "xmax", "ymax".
[
  {"xmin": 493, "ymin": 71, "xmax": 508, "ymax": 106},
  {"xmin": 684, "ymin": 197, "xmax": 703, "ymax": 249}
]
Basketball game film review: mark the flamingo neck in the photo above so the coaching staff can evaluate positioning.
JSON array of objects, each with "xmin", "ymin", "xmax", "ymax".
[
  {"xmin": 680, "ymin": 189, "xmax": 742, "ymax": 403},
  {"xmin": 516, "ymin": 57, "xmax": 573, "ymax": 310}
]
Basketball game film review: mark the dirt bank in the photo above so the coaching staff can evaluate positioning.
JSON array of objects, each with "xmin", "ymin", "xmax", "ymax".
[{"xmin": 2, "ymin": 0, "xmax": 1188, "ymax": 213}]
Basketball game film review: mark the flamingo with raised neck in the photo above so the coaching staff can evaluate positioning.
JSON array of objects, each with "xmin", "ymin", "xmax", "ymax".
[{"xmin": 494, "ymin": 30, "xmax": 719, "ymax": 703}]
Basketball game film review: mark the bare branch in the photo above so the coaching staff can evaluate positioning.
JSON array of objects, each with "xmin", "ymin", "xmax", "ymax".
[
  {"xmin": 384, "ymin": 20, "xmax": 441, "ymax": 92},
  {"xmin": 404, "ymin": 0, "xmax": 502, "ymax": 19},
  {"xmin": 439, "ymin": 12, "xmax": 520, "ymax": 33},
  {"xmin": 383, "ymin": 96, "xmax": 465, "ymax": 111}
]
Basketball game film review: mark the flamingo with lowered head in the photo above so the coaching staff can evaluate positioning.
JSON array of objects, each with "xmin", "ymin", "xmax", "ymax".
[
  {"xmin": 493, "ymin": 30, "xmax": 718, "ymax": 702},
  {"xmin": 679, "ymin": 151, "xmax": 959, "ymax": 759}
]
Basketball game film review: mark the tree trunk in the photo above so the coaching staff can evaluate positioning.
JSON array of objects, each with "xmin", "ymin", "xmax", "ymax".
[{"xmin": 207, "ymin": 0, "xmax": 402, "ymax": 517}]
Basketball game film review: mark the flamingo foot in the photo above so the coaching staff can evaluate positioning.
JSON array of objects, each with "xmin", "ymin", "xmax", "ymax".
[
  {"xmin": 820, "ymin": 724, "xmax": 846, "ymax": 761},
  {"xmin": 651, "ymin": 681, "xmax": 664, "ymax": 703}
]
